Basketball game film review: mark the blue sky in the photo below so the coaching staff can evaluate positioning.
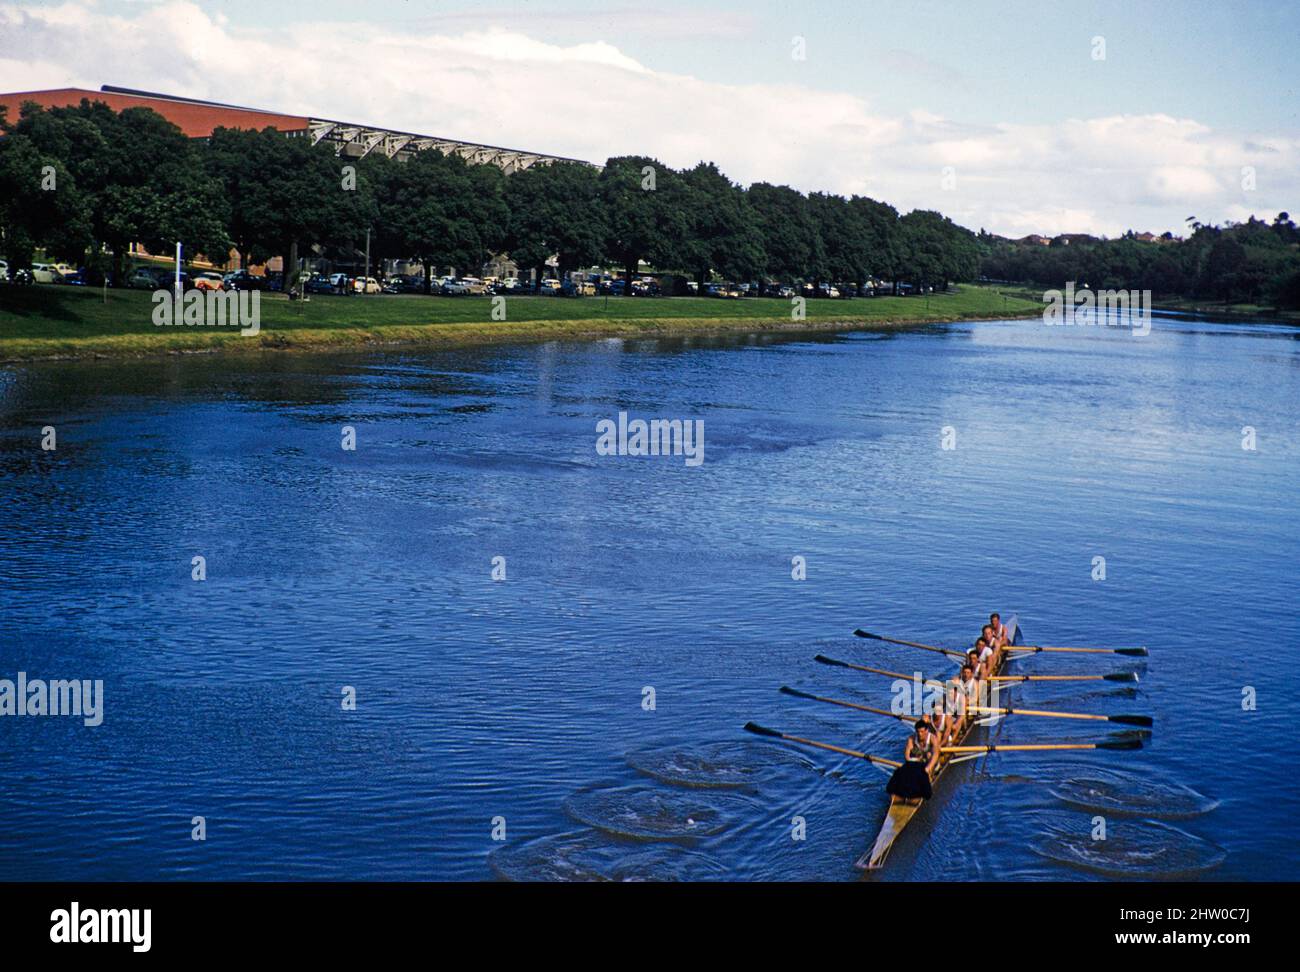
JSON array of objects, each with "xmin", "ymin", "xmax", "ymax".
[
  {"xmin": 2, "ymin": 0, "xmax": 1296, "ymax": 236},
  {"xmin": 165, "ymin": 0, "xmax": 1299, "ymax": 132}
]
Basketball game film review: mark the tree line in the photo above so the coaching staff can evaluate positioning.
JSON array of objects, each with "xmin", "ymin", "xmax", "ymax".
[
  {"xmin": 980, "ymin": 216, "xmax": 1300, "ymax": 309},
  {"xmin": 0, "ymin": 98, "xmax": 981, "ymax": 294}
]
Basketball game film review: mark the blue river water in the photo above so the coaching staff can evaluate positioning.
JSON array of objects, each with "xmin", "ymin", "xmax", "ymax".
[{"xmin": 0, "ymin": 312, "xmax": 1296, "ymax": 881}]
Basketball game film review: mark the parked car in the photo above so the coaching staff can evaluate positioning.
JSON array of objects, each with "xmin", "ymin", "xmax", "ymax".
[
  {"xmin": 351, "ymin": 276, "xmax": 381, "ymax": 294},
  {"xmin": 499, "ymin": 276, "xmax": 522, "ymax": 292},
  {"xmin": 538, "ymin": 278, "xmax": 562, "ymax": 296},
  {"xmin": 193, "ymin": 272, "xmax": 225, "ymax": 292},
  {"xmin": 446, "ymin": 277, "xmax": 488, "ymax": 295},
  {"xmin": 304, "ymin": 275, "xmax": 335, "ymax": 295},
  {"xmin": 562, "ymin": 279, "xmax": 595, "ymax": 297},
  {"xmin": 31, "ymin": 263, "xmax": 59, "ymax": 284},
  {"xmin": 223, "ymin": 271, "xmax": 266, "ymax": 292},
  {"xmin": 0, "ymin": 260, "xmax": 8, "ymax": 283},
  {"xmin": 57, "ymin": 271, "xmax": 88, "ymax": 286},
  {"xmin": 384, "ymin": 274, "xmax": 419, "ymax": 293}
]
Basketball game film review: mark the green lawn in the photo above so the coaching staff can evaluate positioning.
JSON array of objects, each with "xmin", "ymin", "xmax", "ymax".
[
  {"xmin": 0, "ymin": 284, "xmax": 1042, "ymax": 361},
  {"xmin": 994, "ymin": 283, "xmax": 1299, "ymax": 323}
]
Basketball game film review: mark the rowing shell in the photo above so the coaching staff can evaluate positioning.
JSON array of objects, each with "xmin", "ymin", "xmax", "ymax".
[{"xmin": 856, "ymin": 614, "xmax": 1021, "ymax": 870}]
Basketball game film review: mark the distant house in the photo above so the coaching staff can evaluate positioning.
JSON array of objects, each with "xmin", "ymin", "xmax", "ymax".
[
  {"xmin": 1052, "ymin": 234, "xmax": 1099, "ymax": 247},
  {"xmin": 1016, "ymin": 234, "xmax": 1051, "ymax": 246},
  {"xmin": 1132, "ymin": 231, "xmax": 1180, "ymax": 244}
]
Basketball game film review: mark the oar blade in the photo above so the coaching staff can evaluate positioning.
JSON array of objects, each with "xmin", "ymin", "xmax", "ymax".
[
  {"xmin": 1109, "ymin": 713, "xmax": 1154, "ymax": 727},
  {"xmin": 1104, "ymin": 672, "xmax": 1140, "ymax": 683},
  {"xmin": 743, "ymin": 722, "xmax": 781, "ymax": 738},
  {"xmin": 1116, "ymin": 647, "xmax": 1150, "ymax": 657},
  {"xmin": 853, "ymin": 629, "xmax": 880, "ymax": 640},
  {"xmin": 779, "ymin": 685, "xmax": 817, "ymax": 701},
  {"xmin": 814, "ymin": 653, "xmax": 847, "ymax": 668},
  {"xmin": 1097, "ymin": 737, "xmax": 1144, "ymax": 750}
]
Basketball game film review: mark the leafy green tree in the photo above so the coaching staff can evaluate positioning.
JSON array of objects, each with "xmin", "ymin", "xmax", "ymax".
[
  {"xmin": 15, "ymin": 99, "xmax": 228, "ymax": 283},
  {"xmin": 208, "ymin": 126, "xmax": 381, "ymax": 283},
  {"xmin": 674, "ymin": 162, "xmax": 765, "ymax": 289},
  {"xmin": 747, "ymin": 182, "xmax": 822, "ymax": 285},
  {"xmin": 374, "ymin": 149, "xmax": 507, "ymax": 293},
  {"xmin": 504, "ymin": 161, "xmax": 604, "ymax": 291},
  {"xmin": 0, "ymin": 104, "xmax": 93, "ymax": 269},
  {"xmin": 597, "ymin": 156, "xmax": 688, "ymax": 293}
]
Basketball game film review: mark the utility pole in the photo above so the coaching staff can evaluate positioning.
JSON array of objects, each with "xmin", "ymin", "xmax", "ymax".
[{"xmin": 364, "ymin": 228, "xmax": 371, "ymax": 295}]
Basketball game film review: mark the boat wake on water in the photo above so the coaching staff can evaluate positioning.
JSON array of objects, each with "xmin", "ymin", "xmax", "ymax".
[
  {"xmin": 626, "ymin": 740, "xmax": 813, "ymax": 790},
  {"xmin": 487, "ymin": 830, "xmax": 729, "ymax": 882},
  {"xmin": 1032, "ymin": 817, "xmax": 1226, "ymax": 879},
  {"xmin": 1050, "ymin": 768, "xmax": 1218, "ymax": 819},
  {"xmin": 563, "ymin": 783, "xmax": 756, "ymax": 841}
]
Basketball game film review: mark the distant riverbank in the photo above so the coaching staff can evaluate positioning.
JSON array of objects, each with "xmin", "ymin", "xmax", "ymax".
[
  {"xmin": 992, "ymin": 284, "xmax": 1300, "ymax": 323},
  {"xmin": 0, "ymin": 285, "xmax": 1042, "ymax": 363}
]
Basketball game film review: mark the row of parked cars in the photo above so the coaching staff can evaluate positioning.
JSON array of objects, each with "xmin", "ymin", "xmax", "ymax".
[
  {"xmin": 1, "ymin": 260, "xmax": 85, "ymax": 285},
  {"xmin": 2, "ymin": 259, "xmax": 918, "ymax": 301},
  {"xmin": 302, "ymin": 274, "xmax": 551, "ymax": 296},
  {"xmin": 123, "ymin": 267, "xmax": 273, "ymax": 292}
]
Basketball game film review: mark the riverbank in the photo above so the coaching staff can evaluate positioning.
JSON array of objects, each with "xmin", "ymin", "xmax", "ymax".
[
  {"xmin": 0, "ymin": 285, "xmax": 1042, "ymax": 362},
  {"xmin": 993, "ymin": 284, "xmax": 1300, "ymax": 323}
]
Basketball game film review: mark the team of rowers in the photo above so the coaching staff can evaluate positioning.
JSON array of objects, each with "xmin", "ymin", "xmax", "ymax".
[{"xmin": 885, "ymin": 613, "xmax": 1012, "ymax": 801}]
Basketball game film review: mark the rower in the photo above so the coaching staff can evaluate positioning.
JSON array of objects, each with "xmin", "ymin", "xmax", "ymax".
[
  {"xmin": 946, "ymin": 666, "xmax": 971, "ymax": 730},
  {"xmin": 885, "ymin": 719, "xmax": 939, "ymax": 802},
  {"xmin": 980, "ymin": 624, "xmax": 1003, "ymax": 668},
  {"xmin": 927, "ymin": 695, "xmax": 954, "ymax": 746},
  {"xmin": 955, "ymin": 662, "xmax": 981, "ymax": 726},
  {"xmin": 989, "ymin": 613, "xmax": 1008, "ymax": 648}
]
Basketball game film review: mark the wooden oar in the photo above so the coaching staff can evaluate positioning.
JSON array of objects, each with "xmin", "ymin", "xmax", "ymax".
[
  {"xmin": 988, "ymin": 672, "xmax": 1139, "ymax": 683},
  {"xmin": 1007, "ymin": 644, "xmax": 1149, "ymax": 657},
  {"xmin": 814, "ymin": 654, "xmax": 947, "ymax": 690},
  {"xmin": 942, "ymin": 738, "xmax": 1142, "ymax": 753},
  {"xmin": 743, "ymin": 722, "xmax": 903, "ymax": 767},
  {"xmin": 780, "ymin": 685, "xmax": 915, "ymax": 724},
  {"xmin": 968, "ymin": 704, "xmax": 1153, "ymax": 727},
  {"xmin": 853, "ymin": 629, "xmax": 965, "ymax": 659}
]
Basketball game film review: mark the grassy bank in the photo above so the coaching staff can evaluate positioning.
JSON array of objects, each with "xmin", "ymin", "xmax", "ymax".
[
  {"xmin": 992, "ymin": 283, "xmax": 1300, "ymax": 323},
  {"xmin": 0, "ymin": 284, "xmax": 1042, "ymax": 362}
]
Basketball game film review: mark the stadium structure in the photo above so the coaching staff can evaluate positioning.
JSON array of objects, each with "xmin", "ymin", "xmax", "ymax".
[{"xmin": 0, "ymin": 84, "xmax": 594, "ymax": 173}]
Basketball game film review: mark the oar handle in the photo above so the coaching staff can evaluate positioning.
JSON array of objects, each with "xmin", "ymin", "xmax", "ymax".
[
  {"xmin": 986, "ymin": 675, "xmax": 1087, "ymax": 682},
  {"xmin": 744, "ymin": 723, "xmax": 903, "ymax": 767},
  {"xmin": 1010, "ymin": 645, "xmax": 1149, "ymax": 656},
  {"xmin": 967, "ymin": 705, "xmax": 1152, "ymax": 726},
  {"xmin": 943, "ymin": 739, "xmax": 1142, "ymax": 753},
  {"xmin": 815, "ymin": 654, "xmax": 946, "ymax": 689},
  {"xmin": 780, "ymin": 686, "xmax": 911, "ymax": 723},
  {"xmin": 855, "ymin": 629, "xmax": 964, "ymax": 658}
]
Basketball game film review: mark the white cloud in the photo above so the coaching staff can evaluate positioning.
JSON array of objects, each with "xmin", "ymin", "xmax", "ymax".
[{"xmin": 1, "ymin": 0, "xmax": 1295, "ymax": 237}]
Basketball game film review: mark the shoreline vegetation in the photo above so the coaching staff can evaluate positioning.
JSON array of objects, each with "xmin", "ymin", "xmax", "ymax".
[
  {"xmin": 992, "ymin": 284, "xmax": 1300, "ymax": 323},
  {"xmin": 0, "ymin": 284, "xmax": 1043, "ymax": 363}
]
